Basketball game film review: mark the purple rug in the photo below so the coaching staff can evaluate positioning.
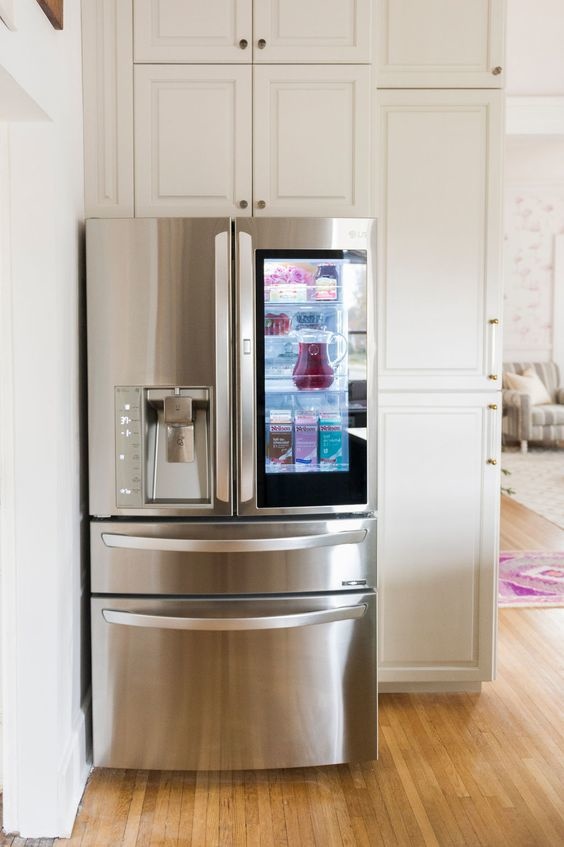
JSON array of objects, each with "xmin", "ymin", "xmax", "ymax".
[{"xmin": 499, "ymin": 551, "xmax": 564, "ymax": 607}]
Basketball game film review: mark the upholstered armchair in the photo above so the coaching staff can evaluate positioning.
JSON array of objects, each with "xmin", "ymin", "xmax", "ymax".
[{"xmin": 502, "ymin": 362, "xmax": 564, "ymax": 453}]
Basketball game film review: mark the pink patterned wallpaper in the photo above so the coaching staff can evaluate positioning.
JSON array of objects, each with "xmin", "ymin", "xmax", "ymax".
[{"xmin": 503, "ymin": 191, "xmax": 564, "ymax": 355}]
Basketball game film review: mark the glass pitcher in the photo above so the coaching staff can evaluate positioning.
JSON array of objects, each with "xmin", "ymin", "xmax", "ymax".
[{"xmin": 291, "ymin": 329, "xmax": 347, "ymax": 390}]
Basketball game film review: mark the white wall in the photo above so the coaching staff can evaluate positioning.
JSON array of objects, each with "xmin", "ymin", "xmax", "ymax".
[
  {"xmin": 503, "ymin": 145, "xmax": 564, "ymax": 367},
  {"xmin": 506, "ymin": 0, "xmax": 564, "ymax": 95},
  {"xmin": 0, "ymin": 0, "xmax": 89, "ymax": 838},
  {"xmin": 503, "ymin": 0, "xmax": 564, "ymax": 376}
]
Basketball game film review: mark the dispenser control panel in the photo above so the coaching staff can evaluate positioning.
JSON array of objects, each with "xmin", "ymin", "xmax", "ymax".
[
  {"xmin": 115, "ymin": 386, "xmax": 144, "ymax": 508},
  {"xmin": 114, "ymin": 385, "xmax": 211, "ymax": 509}
]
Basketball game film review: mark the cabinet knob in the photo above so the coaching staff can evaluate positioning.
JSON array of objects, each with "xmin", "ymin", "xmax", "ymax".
[
  {"xmin": 257, "ymin": 38, "xmax": 267, "ymax": 49},
  {"xmin": 239, "ymin": 200, "xmax": 248, "ymax": 209},
  {"xmin": 488, "ymin": 404, "xmax": 498, "ymax": 411},
  {"xmin": 488, "ymin": 318, "xmax": 500, "ymax": 325},
  {"xmin": 488, "ymin": 374, "xmax": 498, "ymax": 381},
  {"xmin": 239, "ymin": 38, "xmax": 248, "ymax": 49},
  {"xmin": 487, "ymin": 458, "xmax": 498, "ymax": 465},
  {"xmin": 492, "ymin": 66, "xmax": 502, "ymax": 75},
  {"xmin": 256, "ymin": 200, "xmax": 266, "ymax": 209}
]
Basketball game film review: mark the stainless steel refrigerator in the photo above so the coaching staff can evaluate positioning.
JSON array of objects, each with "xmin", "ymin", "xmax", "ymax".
[{"xmin": 87, "ymin": 217, "xmax": 377, "ymax": 771}]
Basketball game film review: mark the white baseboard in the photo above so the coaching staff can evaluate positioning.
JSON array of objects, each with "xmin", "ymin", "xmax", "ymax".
[
  {"xmin": 379, "ymin": 681, "xmax": 482, "ymax": 694},
  {"xmin": 57, "ymin": 690, "xmax": 92, "ymax": 838}
]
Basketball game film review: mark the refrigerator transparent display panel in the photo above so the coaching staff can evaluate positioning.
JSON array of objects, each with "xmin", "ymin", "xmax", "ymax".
[{"xmin": 256, "ymin": 250, "xmax": 368, "ymax": 509}]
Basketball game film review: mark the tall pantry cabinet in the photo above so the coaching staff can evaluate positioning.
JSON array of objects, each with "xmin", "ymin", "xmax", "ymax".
[
  {"xmin": 80, "ymin": 0, "xmax": 506, "ymax": 691},
  {"xmin": 375, "ymin": 1, "xmax": 505, "ymax": 689}
]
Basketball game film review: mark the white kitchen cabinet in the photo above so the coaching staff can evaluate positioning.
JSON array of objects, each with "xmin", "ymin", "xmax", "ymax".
[
  {"xmin": 133, "ymin": 0, "xmax": 371, "ymax": 64},
  {"xmin": 378, "ymin": 393, "xmax": 500, "ymax": 689},
  {"xmin": 376, "ymin": 0, "xmax": 506, "ymax": 87},
  {"xmin": 134, "ymin": 65, "xmax": 253, "ymax": 217},
  {"xmin": 134, "ymin": 0, "xmax": 252, "ymax": 63},
  {"xmin": 377, "ymin": 89, "xmax": 504, "ymax": 391},
  {"xmin": 134, "ymin": 64, "xmax": 371, "ymax": 218},
  {"xmin": 253, "ymin": 0, "xmax": 372, "ymax": 63},
  {"xmin": 253, "ymin": 65, "xmax": 371, "ymax": 217},
  {"xmin": 82, "ymin": 0, "xmax": 134, "ymax": 217}
]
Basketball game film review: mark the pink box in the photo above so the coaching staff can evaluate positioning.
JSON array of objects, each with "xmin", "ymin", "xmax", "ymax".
[{"xmin": 294, "ymin": 414, "xmax": 318, "ymax": 466}]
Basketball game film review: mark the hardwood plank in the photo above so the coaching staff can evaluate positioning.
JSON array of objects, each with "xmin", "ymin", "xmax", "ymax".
[
  {"xmin": 121, "ymin": 771, "xmax": 149, "ymax": 847},
  {"xmin": 176, "ymin": 773, "xmax": 196, "ymax": 847},
  {"xmin": 217, "ymin": 770, "xmax": 234, "ymax": 847},
  {"xmin": 500, "ymin": 494, "xmax": 564, "ymax": 551}
]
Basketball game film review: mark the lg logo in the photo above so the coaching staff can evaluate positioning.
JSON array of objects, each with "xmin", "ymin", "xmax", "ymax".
[{"xmin": 348, "ymin": 230, "xmax": 368, "ymax": 239}]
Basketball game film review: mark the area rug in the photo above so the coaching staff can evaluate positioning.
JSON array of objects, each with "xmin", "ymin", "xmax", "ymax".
[
  {"xmin": 499, "ymin": 550, "xmax": 564, "ymax": 606},
  {"xmin": 501, "ymin": 447, "xmax": 564, "ymax": 529}
]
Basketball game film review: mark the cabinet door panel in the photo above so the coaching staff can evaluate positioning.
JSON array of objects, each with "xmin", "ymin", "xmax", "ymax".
[
  {"xmin": 254, "ymin": 0, "xmax": 371, "ymax": 63},
  {"xmin": 377, "ymin": 90, "xmax": 503, "ymax": 391},
  {"xmin": 82, "ymin": 0, "xmax": 134, "ymax": 216},
  {"xmin": 134, "ymin": 0, "xmax": 252, "ymax": 62},
  {"xmin": 254, "ymin": 66, "xmax": 370, "ymax": 217},
  {"xmin": 376, "ymin": 0, "xmax": 505, "ymax": 87},
  {"xmin": 135, "ymin": 65, "xmax": 252, "ymax": 217},
  {"xmin": 378, "ymin": 393, "xmax": 500, "ymax": 685}
]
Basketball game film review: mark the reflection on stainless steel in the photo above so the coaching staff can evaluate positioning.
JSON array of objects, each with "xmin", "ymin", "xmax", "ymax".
[
  {"xmin": 91, "ymin": 518, "xmax": 376, "ymax": 596},
  {"xmin": 87, "ymin": 218, "xmax": 232, "ymax": 517},
  {"xmin": 92, "ymin": 593, "xmax": 377, "ymax": 770},
  {"xmin": 101, "ymin": 603, "xmax": 366, "ymax": 630},
  {"xmin": 214, "ymin": 231, "xmax": 231, "ymax": 504},
  {"xmin": 101, "ymin": 528, "xmax": 367, "ymax": 552},
  {"xmin": 237, "ymin": 230, "xmax": 255, "ymax": 505}
]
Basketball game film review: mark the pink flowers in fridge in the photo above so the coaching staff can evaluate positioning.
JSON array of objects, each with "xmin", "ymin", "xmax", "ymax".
[
  {"xmin": 264, "ymin": 263, "xmax": 314, "ymax": 287},
  {"xmin": 264, "ymin": 262, "xmax": 315, "ymax": 303}
]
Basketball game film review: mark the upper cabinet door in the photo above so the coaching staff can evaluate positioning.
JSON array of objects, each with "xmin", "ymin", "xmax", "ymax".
[
  {"xmin": 377, "ymin": 90, "xmax": 504, "ymax": 391},
  {"xmin": 82, "ymin": 0, "xmax": 134, "ymax": 217},
  {"xmin": 134, "ymin": 65, "xmax": 252, "ymax": 216},
  {"xmin": 253, "ymin": 66, "xmax": 371, "ymax": 217},
  {"xmin": 376, "ymin": 0, "xmax": 506, "ymax": 87},
  {"xmin": 134, "ymin": 0, "xmax": 253, "ymax": 62},
  {"xmin": 253, "ymin": 0, "xmax": 372, "ymax": 63}
]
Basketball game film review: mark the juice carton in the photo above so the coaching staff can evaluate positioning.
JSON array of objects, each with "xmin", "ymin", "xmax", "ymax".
[
  {"xmin": 294, "ymin": 414, "xmax": 318, "ymax": 467},
  {"xmin": 268, "ymin": 410, "xmax": 293, "ymax": 465},
  {"xmin": 319, "ymin": 412, "xmax": 343, "ymax": 466}
]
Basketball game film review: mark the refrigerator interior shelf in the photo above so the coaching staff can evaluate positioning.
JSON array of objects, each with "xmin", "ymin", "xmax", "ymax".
[{"xmin": 264, "ymin": 378, "xmax": 348, "ymax": 393}]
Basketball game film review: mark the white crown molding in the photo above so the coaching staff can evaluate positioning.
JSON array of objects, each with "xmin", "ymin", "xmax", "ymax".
[{"xmin": 506, "ymin": 96, "xmax": 564, "ymax": 135}]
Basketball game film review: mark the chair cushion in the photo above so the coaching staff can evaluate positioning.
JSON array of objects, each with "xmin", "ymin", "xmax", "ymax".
[
  {"xmin": 503, "ymin": 361, "xmax": 560, "ymax": 400},
  {"xmin": 504, "ymin": 368, "xmax": 552, "ymax": 405},
  {"xmin": 531, "ymin": 405, "xmax": 564, "ymax": 426}
]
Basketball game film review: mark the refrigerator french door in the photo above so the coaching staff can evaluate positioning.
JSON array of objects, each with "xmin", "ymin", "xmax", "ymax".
[
  {"xmin": 236, "ymin": 218, "xmax": 375, "ymax": 516},
  {"xmin": 86, "ymin": 217, "xmax": 377, "ymax": 771}
]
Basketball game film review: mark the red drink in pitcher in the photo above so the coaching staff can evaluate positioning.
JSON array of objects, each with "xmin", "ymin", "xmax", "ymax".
[{"xmin": 292, "ymin": 330, "xmax": 347, "ymax": 391}]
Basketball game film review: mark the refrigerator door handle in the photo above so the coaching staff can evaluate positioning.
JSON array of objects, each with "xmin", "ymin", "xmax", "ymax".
[
  {"xmin": 101, "ymin": 528, "xmax": 367, "ymax": 553},
  {"xmin": 237, "ymin": 230, "xmax": 255, "ymax": 505},
  {"xmin": 215, "ymin": 231, "xmax": 231, "ymax": 504},
  {"xmin": 102, "ymin": 604, "xmax": 367, "ymax": 631}
]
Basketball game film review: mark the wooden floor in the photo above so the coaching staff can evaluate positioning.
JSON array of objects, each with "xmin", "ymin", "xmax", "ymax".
[
  {"xmin": 2, "ymin": 498, "xmax": 563, "ymax": 847},
  {"xmin": 499, "ymin": 493, "xmax": 564, "ymax": 551}
]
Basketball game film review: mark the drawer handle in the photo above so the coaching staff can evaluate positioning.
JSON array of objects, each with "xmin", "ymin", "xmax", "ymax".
[
  {"xmin": 101, "ymin": 529, "xmax": 367, "ymax": 553},
  {"xmin": 102, "ymin": 605, "xmax": 367, "ymax": 631}
]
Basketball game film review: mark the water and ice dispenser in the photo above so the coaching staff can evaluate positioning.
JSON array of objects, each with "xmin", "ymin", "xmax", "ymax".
[{"xmin": 115, "ymin": 386, "xmax": 211, "ymax": 508}]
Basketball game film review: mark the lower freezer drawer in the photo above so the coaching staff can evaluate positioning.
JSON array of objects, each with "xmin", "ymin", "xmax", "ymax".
[{"xmin": 91, "ymin": 592, "xmax": 377, "ymax": 770}]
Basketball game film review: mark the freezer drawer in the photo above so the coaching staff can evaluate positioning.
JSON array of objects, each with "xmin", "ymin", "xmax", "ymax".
[
  {"xmin": 91, "ymin": 517, "xmax": 377, "ymax": 595},
  {"xmin": 91, "ymin": 592, "xmax": 377, "ymax": 770}
]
